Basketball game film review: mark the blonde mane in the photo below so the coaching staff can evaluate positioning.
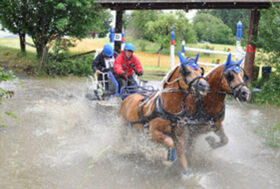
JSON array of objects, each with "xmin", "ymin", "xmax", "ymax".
[{"xmin": 142, "ymin": 65, "xmax": 180, "ymax": 108}]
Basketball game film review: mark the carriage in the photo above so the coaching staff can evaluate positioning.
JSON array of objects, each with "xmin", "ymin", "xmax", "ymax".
[{"xmin": 85, "ymin": 71, "xmax": 155, "ymax": 104}]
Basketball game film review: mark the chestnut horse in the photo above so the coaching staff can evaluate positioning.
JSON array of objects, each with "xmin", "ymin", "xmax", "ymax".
[
  {"xmin": 171, "ymin": 53, "xmax": 250, "ymax": 178},
  {"xmin": 119, "ymin": 52, "xmax": 209, "ymax": 175}
]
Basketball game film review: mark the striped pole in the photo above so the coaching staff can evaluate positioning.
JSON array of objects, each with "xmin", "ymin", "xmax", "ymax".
[
  {"xmin": 121, "ymin": 32, "xmax": 125, "ymax": 51},
  {"xmin": 170, "ymin": 28, "xmax": 175, "ymax": 68},
  {"xmin": 236, "ymin": 21, "xmax": 243, "ymax": 63},
  {"xmin": 181, "ymin": 40, "xmax": 185, "ymax": 57},
  {"xmin": 109, "ymin": 27, "xmax": 114, "ymax": 50}
]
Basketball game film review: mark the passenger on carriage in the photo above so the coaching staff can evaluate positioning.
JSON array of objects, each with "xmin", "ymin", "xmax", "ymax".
[
  {"xmin": 113, "ymin": 43, "xmax": 143, "ymax": 92},
  {"xmin": 92, "ymin": 44, "xmax": 118, "ymax": 90}
]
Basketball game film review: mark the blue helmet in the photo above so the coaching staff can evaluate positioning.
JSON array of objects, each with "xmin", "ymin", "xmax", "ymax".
[
  {"xmin": 103, "ymin": 44, "xmax": 113, "ymax": 57},
  {"xmin": 124, "ymin": 43, "xmax": 135, "ymax": 52}
]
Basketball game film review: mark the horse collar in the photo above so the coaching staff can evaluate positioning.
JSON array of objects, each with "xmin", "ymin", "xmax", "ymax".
[{"xmin": 185, "ymin": 94, "xmax": 225, "ymax": 126}]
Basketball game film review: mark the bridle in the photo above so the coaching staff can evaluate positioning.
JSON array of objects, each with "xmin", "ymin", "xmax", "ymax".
[
  {"xmin": 178, "ymin": 60, "xmax": 206, "ymax": 91},
  {"xmin": 222, "ymin": 64, "xmax": 249, "ymax": 98}
]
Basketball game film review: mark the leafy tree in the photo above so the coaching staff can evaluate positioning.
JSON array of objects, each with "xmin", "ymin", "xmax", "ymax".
[
  {"xmin": 200, "ymin": 9, "xmax": 250, "ymax": 44},
  {"xmin": 0, "ymin": 0, "xmax": 28, "ymax": 53},
  {"xmin": 125, "ymin": 10, "xmax": 160, "ymax": 41},
  {"xmin": 193, "ymin": 13, "xmax": 234, "ymax": 44},
  {"xmin": 251, "ymin": 4, "xmax": 280, "ymax": 105},
  {"xmin": 145, "ymin": 11, "xmax": 197, "ymax": 51},
  {"xmin": 91, "ymin": 10, "xmax": 112, "ymax": 38},
  {"xmin": 257, "ymin": 3, "xmax": 280, "ymax": 59},
  {"xmin": 0, "ymin": 0, "xmax": 102, "ymax": 58}
]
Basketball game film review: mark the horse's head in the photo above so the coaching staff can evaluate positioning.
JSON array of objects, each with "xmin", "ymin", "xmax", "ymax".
[
  {"xmin": 222, "ymin": 54, "xmax": 250, "ymax": 101},
  {"xmin": 178, "ymin": 52, "xmax": 209, "ymax": 96}
]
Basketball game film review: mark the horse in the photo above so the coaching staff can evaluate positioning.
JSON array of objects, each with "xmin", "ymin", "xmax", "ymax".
[
  {"xmin": 118, "ymin": 52, "xmax": 209, "ymax": 177},
  {"xmin": 171, "ymin": 53, "xmax": 251, "ymax": 178}
]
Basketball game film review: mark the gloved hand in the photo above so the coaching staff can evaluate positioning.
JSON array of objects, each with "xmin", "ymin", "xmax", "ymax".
[
  {"xmin": 137, "ymin": 70, "xmax": 143, "ymax": 76},
  {"xmin": 120, "ymin": 72, "xmax": 127, "ymax": 79}
]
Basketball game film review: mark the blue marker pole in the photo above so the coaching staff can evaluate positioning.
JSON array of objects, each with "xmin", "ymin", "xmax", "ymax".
[
  {"xmin": 170, "ymin": 28, "xmax": 175, "ymax": 68},
  {"xmin": 237, "ymin": 21, "xmax": 242, "ymax": 42},
  {"xmin": 110, "ymin": 27, "xmax": 115, "ymax": 50},
  {"xmin": 236, "ymin": 21, "xmax": 243, "ymax": 62}
]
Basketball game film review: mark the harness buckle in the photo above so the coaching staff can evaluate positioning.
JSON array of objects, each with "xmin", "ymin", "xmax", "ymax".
[
  {"xmin": 144, "ymin": 123, "xmax": 149, "ymax": 134},
  {"xmin": 209, "ymin": 120, "xmax": 215, "ymax": 126}
]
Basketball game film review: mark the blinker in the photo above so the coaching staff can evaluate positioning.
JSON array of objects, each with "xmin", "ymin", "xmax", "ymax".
[{"xmin": 178, "ymin": 51, "xmax": 199, "ymax": 70}]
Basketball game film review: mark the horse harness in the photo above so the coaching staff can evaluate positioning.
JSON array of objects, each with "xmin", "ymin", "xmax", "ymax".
[
  {"xmin": 129, "ymin": 61, "xmax": 223, "ymax": 129},
  {"xmin": 130, "ymin": 92, "xmax": 189, "ymax": 129},
  {"xmin": 223, "ymin": 63, "xmax": 249, "ymax": 98},
  {"xmin": 183, "ymin": 93, "xmax": 225, "ymax": 127}
]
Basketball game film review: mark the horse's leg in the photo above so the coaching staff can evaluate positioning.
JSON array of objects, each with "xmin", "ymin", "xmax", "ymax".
[
  {"xmin": 185, "ymin": 127, "xmax": 195, "ymax": 161},
  {"xmin": 174, "ymin": 124, "xmax": 192, "ymax": 179},
  {"xmin": 149, "ymin": 119, "xmax": 174, "ymax": 148},
  {"xmin": 205, "ymin": 121, "xmax": 229, "ymax": 149},
  {"xmin": 150, "ymin": 129, "xmax": 174, "ymax": 148}
]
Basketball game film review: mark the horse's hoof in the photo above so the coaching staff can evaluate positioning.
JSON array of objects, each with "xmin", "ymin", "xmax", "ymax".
[
  {"xmin": 182, "ymin": 168, "xmax": 192, "ymax": 180},
  {"xmin": 205, "ymin": 136, "xmax": 216, "ymax": 148}
]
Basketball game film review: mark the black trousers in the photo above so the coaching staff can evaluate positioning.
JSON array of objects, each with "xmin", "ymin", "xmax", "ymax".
[{"xmin": 116, "ymin": 76, "xmax": 137, "ymax": 92}]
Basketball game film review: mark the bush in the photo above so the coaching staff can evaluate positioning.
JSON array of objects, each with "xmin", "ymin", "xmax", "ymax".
[
  {"xmin": 45, "ymin": 55, "xmax": 93, "ymax": 77},
  {"xmin": 251, "ymin": 73, "xmax": 280, "ymax": 105},
  {"xmin": 44, "ymin": 37, "xmax": 93, "ymax": 77},
  {"xmin": 0, "ymin": 67, "xmax": 16, "ymax": 127}
]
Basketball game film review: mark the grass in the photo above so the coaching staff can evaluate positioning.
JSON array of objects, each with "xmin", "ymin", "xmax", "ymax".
[
  {"xmin": 0, "ymin": 45, "xmax": 38, "ymax": 75},
  {"xmin": 256, "ymin": 121, "xmax": 280, "ymax": 148},
  {"xmin": 0, "ymin": 37, "xmax": 245, "ymax": 78}
]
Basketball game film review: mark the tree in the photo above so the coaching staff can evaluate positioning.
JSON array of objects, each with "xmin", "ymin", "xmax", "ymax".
[
  {"xmin": 91, "ymin": 10, "xmax": 112, "ymax": 38},
  {"xmin": 0, "ymin": 0, "xmax": 28, "ymax": 53},
  {"xmin": 193, "ymin": 13, "xmax": 234, "ymax": 44},
  {"xmin": 200, "ymin": 9, "xmax": 250, "ymax": 44},
  {"xmin": 257, "ymin": 3, "xmax": 280, "ymax": 70},
  {"xmin": 125, "ymin": 10, "xmax": 160, "ymax": 41},
  {"xmin": 0, "ymin": 0, "xmax": 102, "ymax": 58},
  {"xmin": 258, "ymin": 4, "xmax": 280, "ymax": 55},
  {"xmin": 145, "ymin": 11, "xmax": 197, "ymax": 51}
]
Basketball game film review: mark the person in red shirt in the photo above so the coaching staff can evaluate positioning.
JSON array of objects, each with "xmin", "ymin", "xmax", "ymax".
[{"xmin": 114, "ymin": 43, "xmax": 143, "ymax": 91}]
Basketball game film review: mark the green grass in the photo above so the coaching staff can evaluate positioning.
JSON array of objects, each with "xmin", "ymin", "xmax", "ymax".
[
  {"xmin": 0, "ymin": 37, "xmax": 244, "ymax": 77},
  {"xmin": 125, "ymin": 36, "xmax": 238, "ymax": 64},
  {"xmin": 0, "ymin": 45, "xmax": 39, "ymax": 75},
  {"xmin": 256, "ymin": 121, "xmax": 280, "ymax": 148}
]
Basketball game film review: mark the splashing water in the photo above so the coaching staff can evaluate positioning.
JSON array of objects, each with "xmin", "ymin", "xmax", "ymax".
[{"xmin": 0, "ymin": 78, "xmax": 279, "ymax": 189}]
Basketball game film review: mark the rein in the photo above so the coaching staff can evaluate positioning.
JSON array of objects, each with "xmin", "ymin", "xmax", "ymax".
[
  {"xmin": 184, "ymin": 93, "xmax": 225, "ymax": 127},
  {"xmin": 130, "ymin": 92, "xmax": 189, "ymax": 126},
  {"xmin": 130, "ymin": 65, "xmax": 203, "ymax": 127},
  {"xmin": 222, "ymin": 63, "xmax": 248, "ymax": 98}
]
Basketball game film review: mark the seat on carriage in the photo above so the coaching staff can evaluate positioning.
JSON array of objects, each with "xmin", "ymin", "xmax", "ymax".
[{"xmin": 86, "ymin": 71, "xmax": 155, "ymax": 101}]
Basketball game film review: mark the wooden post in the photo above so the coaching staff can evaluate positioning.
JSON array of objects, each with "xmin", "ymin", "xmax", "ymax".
[
  {"xmin": 114, "ymin": 10, "xmax": 123, "ymax": 53},
  {"xmin": 244, "ymin": 9, "xmax": 260, "ymax": 82}
]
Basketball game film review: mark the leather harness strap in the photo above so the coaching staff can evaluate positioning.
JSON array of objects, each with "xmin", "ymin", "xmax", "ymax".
[{"xmin": 130, "ymin": 93, "xmax": 188, "ymax": 126}]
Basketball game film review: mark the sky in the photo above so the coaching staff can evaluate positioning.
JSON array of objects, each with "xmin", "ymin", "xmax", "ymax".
[{"xmin": 0, "ymin": 29, "xmax": 17, "ymax": 38}]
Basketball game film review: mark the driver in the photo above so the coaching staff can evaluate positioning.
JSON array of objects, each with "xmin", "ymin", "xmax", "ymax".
[
  {"xmin": 92, "ymin": 44, "xmax": 118, "ymax": 90},
  {"xmin": 113, "ymin": 43, "xmax": 143, "ymax": 91}
]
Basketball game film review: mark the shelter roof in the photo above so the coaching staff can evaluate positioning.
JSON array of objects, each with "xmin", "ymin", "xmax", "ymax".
[{"xmin": 94, "ymin": 0, "xmax": 280, "ymax": 10}]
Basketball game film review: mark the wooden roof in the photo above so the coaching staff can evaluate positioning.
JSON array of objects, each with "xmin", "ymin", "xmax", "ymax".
[{"xmin": 94, "ymin": 0, "xmax": 280, "ymax": 10}]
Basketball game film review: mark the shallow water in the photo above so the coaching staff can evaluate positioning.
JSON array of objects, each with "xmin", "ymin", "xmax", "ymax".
[{"xmin": 0, "ymin": 77, "xmax": 279, "ymax": 189}]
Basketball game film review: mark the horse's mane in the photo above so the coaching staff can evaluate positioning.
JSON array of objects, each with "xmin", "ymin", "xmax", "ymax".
[
  {"xmin": 141, "ymin": 65, "xmax": 179, "ymax": 108},
  {"xmin": 204, "ymin": 65, "xmax": 221, "ymax": 77},
  {"xmin": 160, "ymin": 65, "xmax": 179, "ymax": 90},
  {"xmin": 204, "ymin": 65, "xmax": 222, "ymax": 77}
]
